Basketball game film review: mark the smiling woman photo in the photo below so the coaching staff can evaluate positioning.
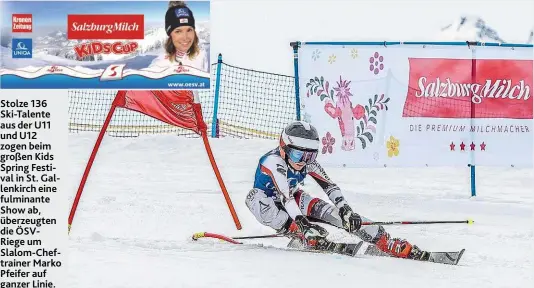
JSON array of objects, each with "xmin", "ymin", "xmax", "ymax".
[{"xmin": 149, "ymin": 1, "xmax": 209, "ymax": 72}]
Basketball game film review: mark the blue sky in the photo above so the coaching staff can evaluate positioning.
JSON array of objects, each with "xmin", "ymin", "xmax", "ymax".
[{"xmin": 2, "ymin": 1, "xmax": 210, "ymax": 28}]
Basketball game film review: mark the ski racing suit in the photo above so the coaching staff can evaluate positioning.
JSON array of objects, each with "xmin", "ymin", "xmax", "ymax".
[{"xmin": 245, "ymin": 148, "xmax": 386, "ymax": 247}]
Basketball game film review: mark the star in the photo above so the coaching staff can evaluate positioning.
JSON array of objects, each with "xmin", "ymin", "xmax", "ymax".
[
  {"xmin": 470, "ymin": 142, "xmax": 476, "ymax": 151},
  {"xmin": 480, "ymin": 142, "xmax": 486, "ymax": 151},
  {"xmin": 460, "ymin": 142, "xmax": 466, "ymax": 151},
  {"xmin": 450, "ymin": 142, "xmax": 455, "ymax": 151}
]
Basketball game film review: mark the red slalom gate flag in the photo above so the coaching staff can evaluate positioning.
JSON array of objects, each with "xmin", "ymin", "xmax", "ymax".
[
  {"xmin": 113, "ymin": 90, "xmax": 207, "ymax": 134},
  {"xmin": 69, "ymin": 90, "xmax": 242, "ymax": 234}
]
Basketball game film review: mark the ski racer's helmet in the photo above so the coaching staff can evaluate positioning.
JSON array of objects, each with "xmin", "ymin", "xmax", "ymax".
[{"xmin": 279, "ymin": 121, "xmax": 320, "ymax": 164}]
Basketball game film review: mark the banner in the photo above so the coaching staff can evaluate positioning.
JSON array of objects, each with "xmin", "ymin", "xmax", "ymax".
[
  {"xmin": 0, "ymin": 1, "xmax": 211, "ymax": 89},
  {"xmin": 297, "ymin": 43, "xmax": 533, "ymax": 168}
]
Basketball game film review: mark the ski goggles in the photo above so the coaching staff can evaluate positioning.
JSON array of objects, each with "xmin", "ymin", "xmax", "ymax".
[{"xmin": 285, "ymin": 146, "xmax": 318, "ymax": 164}]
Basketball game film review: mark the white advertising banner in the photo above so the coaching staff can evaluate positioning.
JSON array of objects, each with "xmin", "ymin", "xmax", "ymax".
[{"xmin": 297, "ymin": 43, "xmax": 533, "ymax": 168}]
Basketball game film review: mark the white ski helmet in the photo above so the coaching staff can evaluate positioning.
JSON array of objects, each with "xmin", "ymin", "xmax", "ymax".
[{"xmin": 279, "ymin": 121, "xmax": 320, "ymax": 163}]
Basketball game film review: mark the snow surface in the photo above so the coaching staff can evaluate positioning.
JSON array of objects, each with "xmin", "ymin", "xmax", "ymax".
[{"xmin": 66, "ymin": 133, "xmax": 533, "ymax": 288}]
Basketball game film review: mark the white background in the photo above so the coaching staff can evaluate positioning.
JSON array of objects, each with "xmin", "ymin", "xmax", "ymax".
[{"xmin": 0, "ymin": 89, "xmax": 68, "ymax": 288}]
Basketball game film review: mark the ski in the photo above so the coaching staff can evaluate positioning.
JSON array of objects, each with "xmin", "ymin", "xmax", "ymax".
[
  {"xmin": 362, "ymin": 244, "xmax": 465, "ymax": 265},
  {"xmin": 287, "ymin": 237, "xmax": 364, "ymax": 257},
  {"xmin": 424, "ymin": 249, "xmax": 465, "ymax": 265},
  {"xmin": 192, "ymin": 231, "xmax": 366, "ymax": 257},
  {"xmin": 324, "ymin": 241, "xmax": 364, "ymax": 257},
  {"xmin": 192, "ymin": 231, "xmax": 465, "ymax": 265},
  {"xmin": 300, "ymin": 239, "xmax": 465, "ymax": 265}
]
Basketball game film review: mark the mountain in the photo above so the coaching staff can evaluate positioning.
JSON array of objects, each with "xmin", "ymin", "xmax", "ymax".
[{"xmin": 438, "ymin": 16, "xmax": 506, "ymax": 43}]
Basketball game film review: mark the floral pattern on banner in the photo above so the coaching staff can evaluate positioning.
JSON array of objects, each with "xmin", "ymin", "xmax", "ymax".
[
  {"xmin": 328, "ymin": 54, "xmax": 336, "ymax": 64},
  {"xmin": 351, "ymin": 48, "xmax": 358, "ymax": 59},
  {"xmin": 369, "ymin": 52, "xmax": 385, "ymax": 75},
  {"xmin": 305, "ymin": 75, "xmax": 390, "ymax": 151},
  {"xmin": 312, "ymin": 49, "xmax": 321, "ymax": 61},
  {"xmin": 373, "ymin": 152, "xmax": 380, "ymax": 161},
  {"xmin": 387, "ymin": 136, "xmax": 399, "ymax": 157},
  {"xmin": 322, "ymin": 132, "xmax": 335, "ymax": 154}
]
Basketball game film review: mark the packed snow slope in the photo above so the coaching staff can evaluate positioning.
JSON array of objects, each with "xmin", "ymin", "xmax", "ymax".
[{"xmin": 66, "ymin": 133, "xmax": 533, "ymax": 288}]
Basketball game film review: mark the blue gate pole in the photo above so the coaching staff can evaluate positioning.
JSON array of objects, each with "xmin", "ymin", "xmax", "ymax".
[
  {"xmin": 470, "ymin": 165, "xmax": 476, "ymax": 197},
  {"xmin": 291, "ymin": 41, "xmax": 301, "ymax": 120},
  {"xmin": 211, "ymin": 53, "xmax": 223, "ymax": 138}
]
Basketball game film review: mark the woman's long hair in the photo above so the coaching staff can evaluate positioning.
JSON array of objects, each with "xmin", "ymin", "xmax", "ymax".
[{"xmin": 165, "ymin": 1, "xmax": 200, "ymax": 62}]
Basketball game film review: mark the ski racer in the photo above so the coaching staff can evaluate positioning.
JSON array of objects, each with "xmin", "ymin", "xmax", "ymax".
[{"xmin": 245, "ymin": 120, "xmax": 428, "ymax": 260}]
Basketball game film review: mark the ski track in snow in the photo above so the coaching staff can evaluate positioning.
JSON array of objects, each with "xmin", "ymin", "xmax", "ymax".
[{"xmin": 67, "ymin": 133, "xmax": 533, "ymax": 288}]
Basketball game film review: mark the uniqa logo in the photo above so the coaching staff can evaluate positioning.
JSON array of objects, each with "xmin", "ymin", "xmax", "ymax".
[{"xmin": 12, "ymin": 38, "xmax": 32, "ymax": 58}]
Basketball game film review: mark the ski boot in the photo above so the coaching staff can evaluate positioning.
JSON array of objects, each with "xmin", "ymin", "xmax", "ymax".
[
  {"xmin": 279, "ymin": 216, "xmax": 330, "ymax": 250},
  {"xmin": 277, "ymin": 217, "xmax": 301, "ymax": 239},
  {"xmin": 375, "ymin": 231, "xmax": 429, "ymax": 260},
  {"xmin": 407, "ymin": 245, "xmax": 430, "ymax": 261},
  {"xmin": 294, "ymin": 215, "xmax": 330, "ymax": 248}
]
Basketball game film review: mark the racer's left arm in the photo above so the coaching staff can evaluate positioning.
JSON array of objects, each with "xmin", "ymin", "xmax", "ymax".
[
  {"xmin": 307, "ymin": 160, "xmax": 362, "ymax": 232},
  {"xmin": 306, "ymin": 160, "xmax": 348, "ymax": 208}
]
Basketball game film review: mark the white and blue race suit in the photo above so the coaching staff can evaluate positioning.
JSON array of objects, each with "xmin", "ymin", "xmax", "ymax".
[
  {"xmin": 245, "ymin": 147, "xmax": 350, "ymax": 231},
  {"xmin": 245, "ymin": 148, "xmax": 406, "ymax": 249}
]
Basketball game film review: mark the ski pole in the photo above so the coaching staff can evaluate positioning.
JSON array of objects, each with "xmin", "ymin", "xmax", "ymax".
[
  {"xmin": 192, "ymin": 232, "xmax": 285, "ymax": 244},
  {"xmin": 231, "ymin": 233, "xmax": 285, "ymax": 240},
  {"xmin": 362, "ymin": 219, "xmax": 474, "ymax": 226}
]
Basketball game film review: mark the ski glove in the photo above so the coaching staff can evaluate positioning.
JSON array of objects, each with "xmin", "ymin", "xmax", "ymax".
[{"xmin": 339, "ymin": 204, "xmax": 362, "ymax": 233}]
